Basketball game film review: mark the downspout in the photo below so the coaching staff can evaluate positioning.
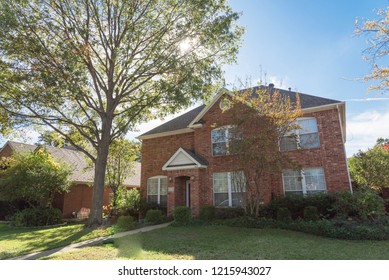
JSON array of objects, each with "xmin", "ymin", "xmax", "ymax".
[{"xmin": 336, "ymin": 104, "xmax": 353, "ymax": 194}]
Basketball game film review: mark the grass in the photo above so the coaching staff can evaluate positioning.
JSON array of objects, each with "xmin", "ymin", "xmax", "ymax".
[
  {"xmin": 0, "ymin": 223, "xmax": 113, "ymax": 259},
  {"xmin": 41, "ymin": 225, "xmax": 389, "ymax": 260}
]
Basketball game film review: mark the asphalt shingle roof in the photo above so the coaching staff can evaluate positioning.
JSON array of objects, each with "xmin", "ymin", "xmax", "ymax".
[{"xmin": 140, "ymin": 86, "xmax": 342, "ymax": 137}]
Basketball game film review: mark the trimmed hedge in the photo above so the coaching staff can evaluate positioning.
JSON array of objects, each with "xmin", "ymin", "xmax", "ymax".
[
  {"xmin": 303, "ymin": 206, "xmax": 319, "ymax": 221},
  {"xmin": 12, "ymin": 208, "xmax": 62, "ymax": 227},
  {"xmin": 199, "ymin": 205, "xmax": 215, "ymax": 222},
  {"xmin": 173, "ymin": 206, "xmax": 192, "ymax": 225},
  {"xmin": 276, "ymin": 207, "xmax": 291, "ymax": 221},
  {"xmin": 145, "ymin": 209, "xmax": 164, "ymax": 224},
  {"xmin": 215, "ymin": 207, "xmax": 245, "ymax": 219},
  {"xmin": 115, "ymin": 215, "xmax": 136, "ymax": 232}
]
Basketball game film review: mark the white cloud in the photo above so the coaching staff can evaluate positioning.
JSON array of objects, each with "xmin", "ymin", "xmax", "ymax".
[{"xmin": 345, "ymin": 110, "xmax": 389, "ymax": 156}]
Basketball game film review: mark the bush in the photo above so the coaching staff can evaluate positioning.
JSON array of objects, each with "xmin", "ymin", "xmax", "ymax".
[
  {"xmin": 12, "ymin": 207, "xmax": 62, "ymax": 227},
  {"xmin": 115, "ymin": 215, "xmax": 136, "ymax": 232},
  {"xmin": 333, "ymin": 189, "xmax": 386, "ymax": 221},
  {"xmin": 145, "ymin": 209, "xmax": 164, "ymax": 224},
  {"xmin": 304, "ymin": 206, "xmax": 319, "ymax": 221},
  {"xmin": 199, "ymin": 205, "xmax": 215, "ymax": 222},
  {"xmin": 173, "ymin": 206, "xmax": 192, "ymax": 225},
  {"xmin": 215, "ymin": 207, "xmax": 245, "ymax": 219},
  {"xmin": 276, "ymin": 207, "xmax": 291, "ymax": 221}
]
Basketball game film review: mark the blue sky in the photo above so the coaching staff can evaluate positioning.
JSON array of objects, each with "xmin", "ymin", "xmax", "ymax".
[
  {"xmin": 222, "ymin": 0, "xmax": 389, "ymax": 156},
  {"xmin": 135, "ymin": 0, "xmax": 389, "ymax": 157},
  {"xmin": 2, "ymin": 0, "xmax": 388, "ymax": 157}
]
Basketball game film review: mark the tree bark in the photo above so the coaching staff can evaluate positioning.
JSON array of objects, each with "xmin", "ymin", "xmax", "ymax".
[{"xmin": 87, "ymin": 117, "xmax": 112, "ymax": 227}]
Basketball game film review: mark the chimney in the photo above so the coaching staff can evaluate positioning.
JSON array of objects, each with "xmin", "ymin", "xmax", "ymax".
[
  {"xmin": 268, "ymin": 83, "xmax": 274, "ymax": 89},
  {"xmin": 288, "ymin": 87, "xmax": 291, "ymax": 91}
]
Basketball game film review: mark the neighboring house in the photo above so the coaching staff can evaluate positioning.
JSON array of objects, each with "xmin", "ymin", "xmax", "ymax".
[
  {"xmin": 138, "ymin": 85, "xmax": 352, "ymax": 217},
  {"xmin": 0, "ymin": 141, "xmax": 141, "ymax": 218}
]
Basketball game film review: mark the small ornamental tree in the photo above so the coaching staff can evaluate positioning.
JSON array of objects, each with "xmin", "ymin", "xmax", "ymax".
[
  {"xmin": 349, "ymin": 139, "xmax": 389, "ymax": 190},
  {"xmin": 105, "ymin": 139, "xmax": 140, "ymax": 215},
  {"xmin": 0, "ymin": 150, "xmax": 71, "ymax": 208},
  {"xmin": 224, "ymin": 86, "xmax": 302, "ymax": 217}
]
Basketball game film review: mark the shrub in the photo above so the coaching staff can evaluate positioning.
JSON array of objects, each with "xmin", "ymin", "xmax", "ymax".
[
  {"xmin": 276, "ymin": 207, "xmax": 291, "ymax": 221},
  {"xmin": 145, "ymin": 209, "xmax": 164, "ymax": 224},
  {"xmin": 333, "ymin": 189, "xmax": 386, "ymax": 221},
  {"xmin": 115, "ymin": 215, "xmax": 136, "ymax": 232},
  {"xmin": 173, "ymin": 206, "xmax": 192, "ymax": 225},
  {"xmin": 199, "ymin": 205, "xmax": 215, "ymax": 222},
  {"xmin": 215, "ymin": 207, "xmax": 245, "ymax": 219},
  {"xmin": 12, "ymin": 207, "xmax": 62, "ymax": 227},
  {"xmin": 304, "ymin": 206, "xmax": 319, "ymax": 221}
]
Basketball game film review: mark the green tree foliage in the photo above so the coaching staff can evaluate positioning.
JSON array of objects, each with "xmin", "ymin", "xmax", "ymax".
[
  {"xmin": 0, "ymin": 0, "xmax": 243, "ymax": 226},
  {"xmin": 106, "ymin": 139, "xmax": 140, "ymax": 214},
  {"xmin": 0, "ymin": 150, "xmax": 71, "ymax": 208},
  {"xmin": 225, "ymin": 86, "xmax": 302, "ymax": 217},
  {"xmin": 355, "ymin": 7, "xmax": 389, "ymax": 92},
  {"xmin": 349, "ymin": 139, "xmax": 389, "ymax": 190}
]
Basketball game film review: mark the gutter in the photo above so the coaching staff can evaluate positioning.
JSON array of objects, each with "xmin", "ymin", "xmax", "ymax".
[{"xmin": 336, "ymin": 104, "xmax": 353, "ymax": 194}]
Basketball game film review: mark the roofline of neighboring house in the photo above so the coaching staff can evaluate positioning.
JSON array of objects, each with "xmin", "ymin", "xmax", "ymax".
[
  {"xmin": 139, "ymin": 93, "xmax": 347, "ymax": 141},
  {"xmin": 0, "ymin": 140, "xmax": 37, "ymax": 156}
]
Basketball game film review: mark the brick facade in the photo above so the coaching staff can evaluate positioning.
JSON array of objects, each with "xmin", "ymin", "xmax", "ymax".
[{"xmin": 142, "ymin": 97, "xmax": 351, "ymax": 217}]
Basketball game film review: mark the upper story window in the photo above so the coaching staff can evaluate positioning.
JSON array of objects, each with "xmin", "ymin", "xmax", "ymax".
[
  {"xmin": 211, "ymin": 126, "xmax": 241, "ymax": 156},
  {"xmin": 280, "ymin": 117, "xmax": 320, "ymax": 151},
  {"xmin": 147, "ymin": 176, "xmax": 167, "ymax": 207},
  {"xmin": 213, "ymin": 171, "xmax": 246, "ymax": 207}
]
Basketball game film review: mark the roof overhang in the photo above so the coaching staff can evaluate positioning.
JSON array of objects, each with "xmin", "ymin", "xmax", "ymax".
[
  {"xmin": 162, "ymin": 147, "xmax": 207, "ymax": 171},
  {"xmin": 138, "ymin": 128, "xmax": 193, "ymax": 140}
]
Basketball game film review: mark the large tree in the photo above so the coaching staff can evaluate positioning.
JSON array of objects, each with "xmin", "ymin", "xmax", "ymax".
[
  {"xmin": 0, "ymin": 0, "xmax": 243, "ymax": 226},
  {"xmin": 355, "ymin": 7, "xmax": 389, "ymax": 92}
]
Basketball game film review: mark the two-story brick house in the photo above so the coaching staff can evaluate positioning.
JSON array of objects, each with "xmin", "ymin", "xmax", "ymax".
[{"xmin": 139, "ymin": 86, "xmax": 352, "ymax": 216}]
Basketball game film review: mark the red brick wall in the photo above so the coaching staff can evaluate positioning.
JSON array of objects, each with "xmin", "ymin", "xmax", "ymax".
[
  {"xmin": 0, "ymin": 144, "xmax": 13, "ymax": 158},
  {"xmin": 140, "ymin": 99, "xmax": 351, "ymax": 215}
]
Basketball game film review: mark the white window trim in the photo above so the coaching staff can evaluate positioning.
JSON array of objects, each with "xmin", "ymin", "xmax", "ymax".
[
  {"xmin": 147, "ymin": 176, "xmax": 167, "ymax": 205},
  {"xmin": 282, "ymin": 167, "xmax": 326, "ymax": 195}
]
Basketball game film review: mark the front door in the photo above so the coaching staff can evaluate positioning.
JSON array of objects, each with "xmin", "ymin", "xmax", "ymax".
[{"xmin": 185, "ymin": 180, "xmax": 191, "ymax": 207}]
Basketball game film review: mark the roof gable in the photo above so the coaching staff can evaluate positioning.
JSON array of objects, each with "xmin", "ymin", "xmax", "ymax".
[{"xmin": 163, "ymin": 148, "xmax": 208, "ymax": 171}]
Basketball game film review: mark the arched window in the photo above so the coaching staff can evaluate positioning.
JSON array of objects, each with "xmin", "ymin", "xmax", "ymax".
[{"xmin": 147, "ymin": 176, "xmax": 167, "ymax": 207}]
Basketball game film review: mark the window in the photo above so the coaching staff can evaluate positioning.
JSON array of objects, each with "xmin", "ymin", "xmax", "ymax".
[
  {"xmin": 213, "ymin": 171, "xmax": 246, "ymax": 207},
  {"xmin": 282, "ymin": 167, "xmax": 326, "ymax": 196},
  {"xmin": 147, "ymin": 176, "xmax": 167, "ymax": 207},
  {"xmin": 211, "ymin": 126, "xmax": 241, "ymax": 156},
  {"xmin": 280, "ymin": 118, "xmax": 320, "ymax": 151}
]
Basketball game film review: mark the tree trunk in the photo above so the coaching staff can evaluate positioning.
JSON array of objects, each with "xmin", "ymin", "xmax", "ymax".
[{"xmin": 87, "ymin": 118, "xmax": 112, "ymax": 227}]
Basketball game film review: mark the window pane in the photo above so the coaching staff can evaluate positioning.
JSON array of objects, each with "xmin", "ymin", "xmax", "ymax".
[
  {"xmin": 159, "ymin": 195, "xmax": 167, "ymax": 207},
  {"xmin": 298, "ymin": 118, "xmax": 318, "ymax": 134},
  {"xmin": 304, "ymin": 168, "xmax": 326, "ymax": 192},
  {"xmin": 147, "ymin": 178, "xmax": 158, "ymax": 195},
  {"xmin": 147, "ymin": 195, "xmax": 158, "ymax": 204},
  {"xmin": 231, "ymin": 171, "xmax": 246, "ymax": 192},
  {"xmin": 214, "ymin": 193, "xmax": 229, "ymax": 207},
  {"xmin": 212, "ymin": 142, "xmax": 227, "ymax": 155},
  {"xmin": 160, "ymin": 178, "xmax": 168, "ymax": 195},
  {"xmin": 231, "ymin": 192, "xmax": 245, "ymax": 207},
  {"xmin": 300, "ymin": 133, "xmax": 320, "ymax": 149},
  {"xmin": 213, "ymin": 172, "xmax": 229, "ymax": 193},
  {"xmin": 280, "ymin": 136, "xmax": 298, "ymax": 151},
  {"xmin": 283, "ymin": 170, "xmax": 303, "ymax": 192},
  {"xmin": 211, "ymin": 129, "xmax": 226, "ymax": 143}
]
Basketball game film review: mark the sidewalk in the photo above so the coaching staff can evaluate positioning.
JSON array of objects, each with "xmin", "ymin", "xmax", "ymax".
[{"xmin": 10, "ymin": 222, "xmax": 171, "ymax": 260}]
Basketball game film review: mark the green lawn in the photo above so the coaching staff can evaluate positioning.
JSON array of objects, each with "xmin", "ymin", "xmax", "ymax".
[
  {"xmin": 0, "ymin": 223, "xmax": 113, "ymax": 259},
  {"xmin": 42, "ymin": 225, "xmax": 389, "ymax": 260}
]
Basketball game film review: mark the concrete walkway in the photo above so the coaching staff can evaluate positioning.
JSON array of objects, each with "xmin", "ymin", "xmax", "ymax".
[{"xmin": 10, "ymin": 222, "xmax": 171, "ymax": 260}]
